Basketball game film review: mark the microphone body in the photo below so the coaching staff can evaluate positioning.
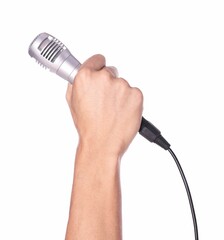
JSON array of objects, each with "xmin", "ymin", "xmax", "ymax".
[{"xmin": 28, "ymin": 32, "xmax": 170, "ymax": 150}]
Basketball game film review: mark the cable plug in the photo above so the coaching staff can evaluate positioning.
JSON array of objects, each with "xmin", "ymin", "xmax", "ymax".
[{"xmin": 139, "ymin": 117, "xmax": 170, "ymax": 150}]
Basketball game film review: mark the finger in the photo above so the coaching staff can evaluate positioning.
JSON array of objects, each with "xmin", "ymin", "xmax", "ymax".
[
  {"xmin": 104, "ymin": 66, "xmax": 119, "ymax": 78},
  {"xmin": 79, "ymin": 54, "xmax": 106, "ymax": 72}
]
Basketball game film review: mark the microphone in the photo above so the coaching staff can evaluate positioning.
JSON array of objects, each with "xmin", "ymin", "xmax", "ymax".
[{"xmin": 28, "ymin": 32, "xmax": 170, "ymax": 150}]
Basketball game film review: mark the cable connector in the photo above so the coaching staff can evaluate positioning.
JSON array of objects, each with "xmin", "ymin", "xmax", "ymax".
[{"xmin": 139, "ymin": 117, "xmax": 170, "ymax": 150}]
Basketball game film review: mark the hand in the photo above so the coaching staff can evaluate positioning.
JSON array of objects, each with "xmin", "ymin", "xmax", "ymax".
[
  {"xmin": 66, "ymin": 54, "xmax": 143, "ymax": 158},
  {"xmin": 65, "ymin": 54, "xmax": 142, "ymax": 239}
]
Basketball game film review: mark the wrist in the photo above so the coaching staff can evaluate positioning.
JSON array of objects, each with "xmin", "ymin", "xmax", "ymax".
[
  {"xmin": 74, "ymin": 141, "xmax": 121, "ymax": 179},
  {"xmin": 77, "ymin": 138, "xmax": 122, "ymax": 163}
]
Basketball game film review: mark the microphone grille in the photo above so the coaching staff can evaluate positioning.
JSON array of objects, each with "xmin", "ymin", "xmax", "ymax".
[
  {"xmin": 39, "ymin": 36, "xmax": 65, "ymax": 63},
  {"xmin": 29, "ymin": 32, "xmax": 81, "ymax": 83},
  {"xmin": 28, "ymin": 32, "xmax": 71, "ymax": 72}
]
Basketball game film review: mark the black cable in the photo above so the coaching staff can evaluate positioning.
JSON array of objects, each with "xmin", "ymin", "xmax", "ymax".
[
  {"xmin": 139, "ymin": 115, "xmax": 198, "ymax": 238},
  {"xmin": 168, "ymin": 148, "xmax": 199, "ymax": 240}
]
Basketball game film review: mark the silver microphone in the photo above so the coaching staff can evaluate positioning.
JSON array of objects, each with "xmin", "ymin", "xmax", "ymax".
[{"xmin": 28, "ymin": 32, "xmax": 81, "ymax": 84}]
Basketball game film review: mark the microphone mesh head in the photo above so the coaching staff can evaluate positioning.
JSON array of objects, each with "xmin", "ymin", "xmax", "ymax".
[
  {"xmin": 28, "ymin": 32, "xmax": 81, "ymax": 83},
  {"xmin": 38, "ymin": 35, "xmax": 65, "ymax": 63},
  {"xmin": 29, "ymin": 32, "xmax": 70, "ymax": 71}
]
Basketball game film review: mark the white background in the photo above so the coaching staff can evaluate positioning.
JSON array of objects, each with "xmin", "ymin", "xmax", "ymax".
[{"xmin": 0, "ymin": 0, "xmax": 223, "ymax": 239}]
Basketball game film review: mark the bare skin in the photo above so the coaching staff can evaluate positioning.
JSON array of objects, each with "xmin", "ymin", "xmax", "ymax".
[{"xmin": 65, "ymin": 54, "xmax": 143, "ymax": 240}]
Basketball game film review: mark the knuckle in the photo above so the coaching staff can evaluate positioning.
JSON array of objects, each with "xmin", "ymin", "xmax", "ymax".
[
  {"xmin": 101, "ymin": 67, "xmax": 113, "ymax": 79},
  {"xmin": 132, "ymin": 87, "xmax": 144, "ymax": 103},
  {"xmin": 104, "ymin": 66, "xmax": 118, "ymax": 78},
  {"xmin": 118, "ymin": 77, "xmax": 130, "ymax": 87},
  {"xmin": 76, "ymin": 68, "xmax": 92, "ymax": 80},
  {"xmin": 74, "ymin": 68, "xmax": 93, "ymax": 87}
]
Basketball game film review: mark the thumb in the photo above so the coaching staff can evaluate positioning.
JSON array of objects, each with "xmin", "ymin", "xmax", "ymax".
[{"xmin": 79, "ymin": 54, "xmax": 106, "ymax": 72}]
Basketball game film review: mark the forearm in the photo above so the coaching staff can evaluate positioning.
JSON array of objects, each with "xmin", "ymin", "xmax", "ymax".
[{"xmin": 65, "ymin": 143, "xmax": 122, "ymax": 240}]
